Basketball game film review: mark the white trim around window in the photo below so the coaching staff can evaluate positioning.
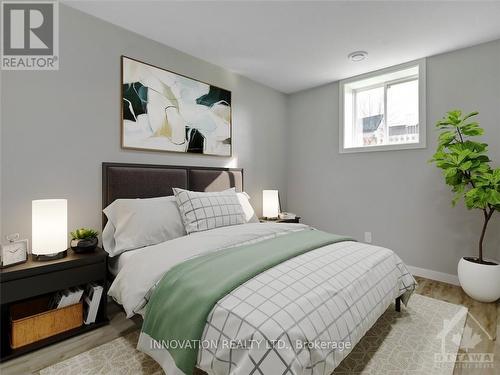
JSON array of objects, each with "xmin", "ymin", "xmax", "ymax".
[{"xmin": 339, "ymin": 59, "xmax": 426, "ymax": 153}]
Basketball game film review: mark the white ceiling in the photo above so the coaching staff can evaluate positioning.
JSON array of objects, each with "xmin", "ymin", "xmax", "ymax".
[{"xmin": 64, "ymin": 1, "xmax": 500, "ymax": 93}]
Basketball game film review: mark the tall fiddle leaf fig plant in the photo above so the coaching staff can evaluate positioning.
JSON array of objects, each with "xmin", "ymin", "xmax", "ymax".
[{"xmin": 431, "ymin": 110, "xmax": 500, "ymax": 264}]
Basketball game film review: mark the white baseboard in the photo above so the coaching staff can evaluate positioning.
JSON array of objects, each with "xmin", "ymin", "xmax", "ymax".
[{"xmin": 407, "ymin": 265, "xmax": 460, "ymax": 286}]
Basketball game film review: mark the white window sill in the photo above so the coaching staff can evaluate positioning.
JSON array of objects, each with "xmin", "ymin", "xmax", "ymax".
[{"xmin": 339, "ymin": 142, "xmax": 426, "ymax": 154}]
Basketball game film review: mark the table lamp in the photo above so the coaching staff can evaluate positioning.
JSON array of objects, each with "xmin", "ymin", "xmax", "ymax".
[
  {"xmin": 262, "ymin": 190, "xmax": 280, "ymax": 219},
  {"xmin": 32, "ymin": 199, "xmax": 68, "ymax": 261}
]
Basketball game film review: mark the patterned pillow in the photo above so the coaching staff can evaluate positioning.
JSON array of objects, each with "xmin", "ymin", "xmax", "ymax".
[{"xmin": 173, "ymin": 188, "xmax": 246, "ymax": 234}]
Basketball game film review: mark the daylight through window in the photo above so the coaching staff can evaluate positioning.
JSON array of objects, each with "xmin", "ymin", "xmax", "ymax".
[{"xmin": 340, "ymin": 60, "xmax": 426, "ymax": 152}]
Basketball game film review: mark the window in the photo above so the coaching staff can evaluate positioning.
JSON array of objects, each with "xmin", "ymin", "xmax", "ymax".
[{"xmin": 339, "ymin": 59, "xmax": 426, "ymax": 153}]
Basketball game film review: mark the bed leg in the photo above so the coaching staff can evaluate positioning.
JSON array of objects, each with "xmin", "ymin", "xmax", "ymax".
[{"xmin": 395, "ymin": 297, "xmax": 401, "ymax": 312}]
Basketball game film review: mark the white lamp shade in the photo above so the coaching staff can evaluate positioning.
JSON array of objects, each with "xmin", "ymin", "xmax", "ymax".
[
  {"xmin": 262, "ymin": 190, "xmax": 280, "ymax": 218},
  {"xmin": 32, "ymin": 199, "xmax": 68, "ymax": 255}
]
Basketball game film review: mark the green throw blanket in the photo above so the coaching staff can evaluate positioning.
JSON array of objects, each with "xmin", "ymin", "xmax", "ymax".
[{"xmin": 142, "ymin": 229, "xmax": 353, "ymax": 374}]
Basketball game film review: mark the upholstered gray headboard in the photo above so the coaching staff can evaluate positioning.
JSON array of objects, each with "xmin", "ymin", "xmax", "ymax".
[{"xmin": 102, "ymin": 162, "xmax": 243, "ymax": 226}]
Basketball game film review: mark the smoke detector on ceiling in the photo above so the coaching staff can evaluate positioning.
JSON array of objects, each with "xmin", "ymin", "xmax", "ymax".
[{"xmin": 348, "ymin": 51, "xmax": 368, "ymax": 62}]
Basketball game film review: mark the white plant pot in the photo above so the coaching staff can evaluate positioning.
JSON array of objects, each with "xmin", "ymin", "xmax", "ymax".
[{"xmin": 458, "ymin": 257, "xmax": 500, "ymax": 303}]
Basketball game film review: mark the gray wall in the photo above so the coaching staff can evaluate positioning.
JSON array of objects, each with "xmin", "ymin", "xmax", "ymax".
[
  {"xmin": 0, "ymin": 5, "xmax": 288, "ymax": 243},
  {"xmin": 286, "ymin": 39, "xmax": 500, "ymax": 275},
  {"xmin": 0, "ymin": 70, "xmax": 3, "ymax": 242}
]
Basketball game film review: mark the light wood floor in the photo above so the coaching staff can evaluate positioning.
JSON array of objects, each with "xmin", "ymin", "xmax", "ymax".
[
  {"xmin": 414, "ymin": 277, "xmax": 499, "ymax": 375},
  {"xmin": 1, "ymin": 277, "xmax": 498, "ymax": 375}
]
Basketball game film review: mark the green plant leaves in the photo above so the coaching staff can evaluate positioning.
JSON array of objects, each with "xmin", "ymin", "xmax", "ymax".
[
  {"xmin": 462, "ymin": 111, "xmax": 479, "ymax": 122},
  {"xmin": 459, "ymin": 161, "xmax": 473, "ymax": 171},
  {"xmin": 430, "ymin": 110, "xmax": 499, "ymax": 212},
  {"xmin": 438, "ymin": 130, "xmax": 456, "ymax": 146},
  {"xmin": 461, "ymin": 122, "xmax": 484, "ymax": 137},
  {"xmin": 464, "ymin": 185, "xmax": 500, "ymax": 210},
  {"xmin": 70, "ymin": 228, "xmax": 99, "ymax": 240},
  {"xmin": 491, "ymin": 168, "xmax": 500, "ymax": 185}
]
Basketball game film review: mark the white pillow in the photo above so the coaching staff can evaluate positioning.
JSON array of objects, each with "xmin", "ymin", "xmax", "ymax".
[
  {"xmin": 237, "ymin": 192, "xmax": 259, "ymax": 223},
  {"xmin": 173, "ymin": 188, "xmax": 246, "ymax": 234},
  {"xmin": 102, "ymin": 196, "xmax": 186, "ymax": 257}
]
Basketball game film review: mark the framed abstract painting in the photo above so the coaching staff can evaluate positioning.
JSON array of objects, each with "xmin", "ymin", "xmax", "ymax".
[{"xmin": 121, "ymin": 56, "xmax": 232, "ymax": 156}]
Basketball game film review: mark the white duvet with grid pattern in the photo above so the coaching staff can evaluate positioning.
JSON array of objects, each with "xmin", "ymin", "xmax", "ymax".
[{"xmin": 197, "ymin": 240, "xmax": 415, "ymax": 375}]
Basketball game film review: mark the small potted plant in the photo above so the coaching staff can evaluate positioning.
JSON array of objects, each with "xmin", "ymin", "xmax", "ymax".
[
  {"xmin": 70, "ymin": 228, "xmax": 99, "ymax": 253},
  {"xmin": 431, "ymin": 110, "xmax": 500, "ymax": 302}
]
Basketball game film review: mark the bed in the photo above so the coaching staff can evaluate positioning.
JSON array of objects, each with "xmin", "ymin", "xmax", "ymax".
[{"xmin": 102, "ymin": 162, "xmax": 416, "ymax": 375}]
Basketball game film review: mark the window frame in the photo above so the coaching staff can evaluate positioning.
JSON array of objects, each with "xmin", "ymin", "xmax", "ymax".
[{"xmin": 339, "ymin": 59, "xmax": 426, "ymax": 153}]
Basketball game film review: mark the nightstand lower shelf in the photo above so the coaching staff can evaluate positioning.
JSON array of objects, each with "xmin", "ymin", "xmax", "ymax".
[{"xmin": 0, "ymin": 318, "xmax": 109, "ymax": 362}]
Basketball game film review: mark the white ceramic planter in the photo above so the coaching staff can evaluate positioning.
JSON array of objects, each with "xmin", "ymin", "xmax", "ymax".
[{"xmin": 458, "ymin": 257, "xmax": 500, "ymax": 303}]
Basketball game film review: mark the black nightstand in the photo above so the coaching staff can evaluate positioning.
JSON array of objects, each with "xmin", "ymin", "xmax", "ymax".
[
  {"xmin": 0, "ymin": 248, "xmax": 108, "ymax": 362},
  {"xmin": 260, "ymin": 217, "xmax": 301, "ymax": 224}
]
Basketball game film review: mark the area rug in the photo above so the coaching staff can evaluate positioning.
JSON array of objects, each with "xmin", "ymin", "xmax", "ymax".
[{"xmin": 40, "ymin": 294, "xmax": 467, "ymax": 375}]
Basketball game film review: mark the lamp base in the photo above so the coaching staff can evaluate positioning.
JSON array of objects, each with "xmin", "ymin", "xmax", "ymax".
[{"xmin": 32, "ymin": 250, "xmax": 67, "ymax": 261}]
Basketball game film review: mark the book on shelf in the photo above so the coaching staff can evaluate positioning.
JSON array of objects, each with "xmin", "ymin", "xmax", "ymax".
[
  {"xmin": 83, "ymin": 283, "xmax": 103, "ymax": 325},
  {"xmin": 49, "ymin": 287, "xmax": 84, "ymax": 309}
]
